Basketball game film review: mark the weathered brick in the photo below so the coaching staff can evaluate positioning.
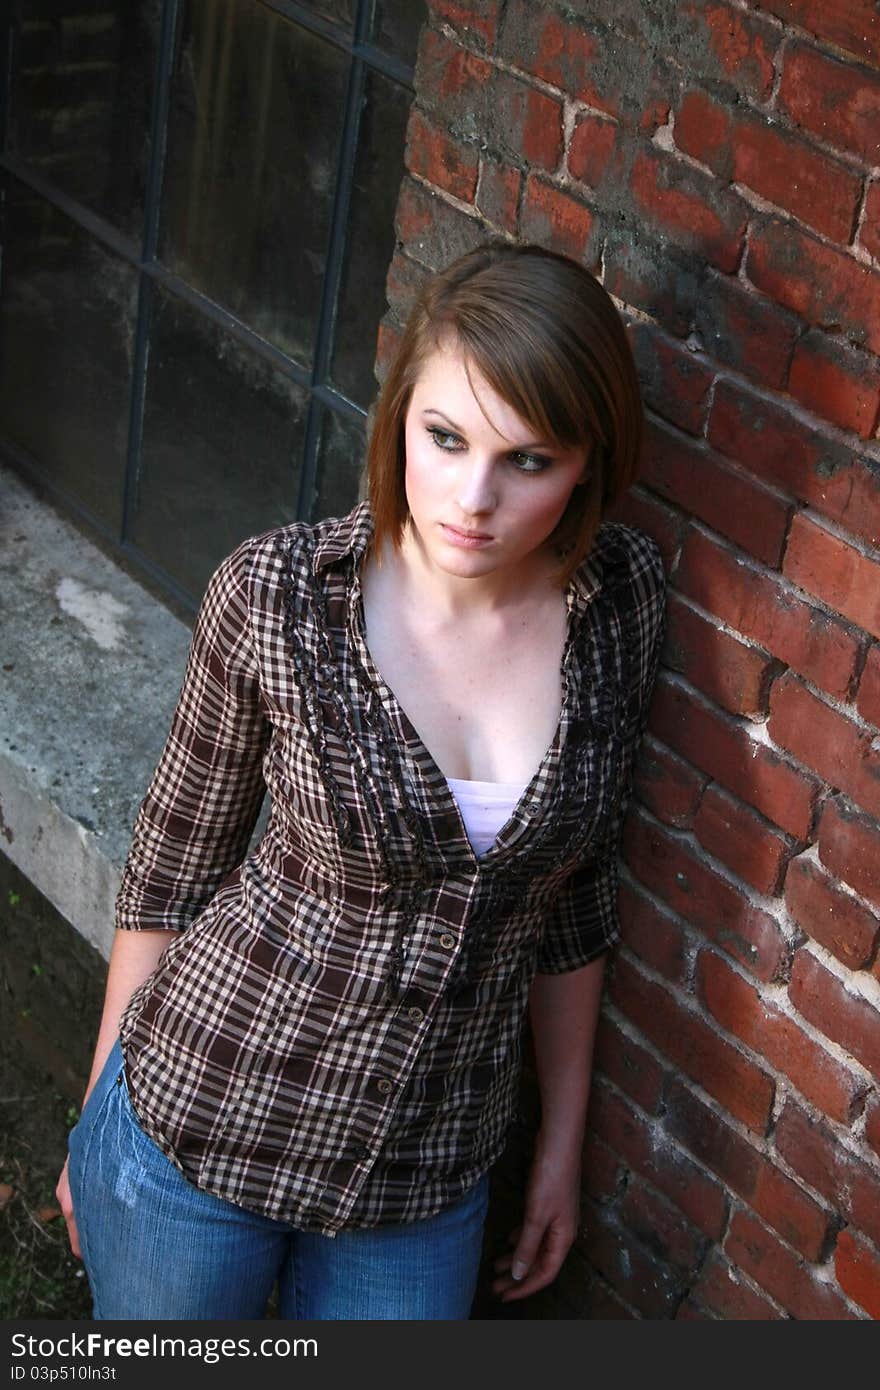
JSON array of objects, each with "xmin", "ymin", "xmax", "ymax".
[
  {"xmin": 775, "ymin": 1099, "xmax": 880, "ymax": 1249},
  {"xmin": 698, "ymin": 949, "xmax": 866, "ymax": 1124},
  {"xmin": 694, "ymin": 784, "xmax": 791, "ymax": 896},
  {"xmin": 664, "ymin": 595, "xmax": 777, "ymax": 718},
  {"xmin": 595, "ymin": 1014, "xmax": 666, "ymax": 1113},
  {"xmin": 603, "ymin": 229, "xmax": 700, "ymax": 337},
  {"xmin": 693, "ymin": 270, "xmax": 800, "ymax": 392},
  {"xmin": 783, "ymin": 513, "xmax": 880, "ymax": 642},
  {"xmin": 768, "ymin": 671, "xmax": 880, "ymax": 820},
  {"xmin": 864, "ymin": 1093, "xmax": 880, "ymax": 1161},
  {"xmin": 406, "ymin": 109, "xmax": 478, "ymax": 202},
  {"xmin": 426, "ymin": 0, "xmax": 499, "ymax": 49},
  {"xmin": 835, "ymin": 1230, "xmax": 880, "ymax": 1320},
  {"xmin": 681, "ymin": 0, "xmax": 779, "ymax": 100},
  {"xmin": 676, "ymin": 1298, "xmax": 714, "ymax": 1319},
  {"xmin": 383, "ymin": 250, "xmax": 426, "ymax": 325},
  {"xmin": 619, "ymin": 879, "xmax": 689, "ymax": 983},
  {"xmin": 789, "ymin": 948, "xmax": 880, "ymax": 1080},
  {"xmin": 857, "ymin": 643, "xmax": 880, "ymax": 729},
  {"xmin": 630, "ymin": 147, "xmax": 747, "ymax": 273},
  {"xmin": 568, "ymin": 114, "xmax": 618, "ymax": 189},
  {"xmin": 748, "ymin": 219, "xmax": 880, "ymax": 357},
  {"xmin": 374, "ymin": 318, "xmax": 403, "ymax": 384},
  {"xmin": 607, "ymin": 488, "xmax": 683, "ymax": 564},
  {"xmin": 861, "ymin": 181, "xmax": 880, "ymax": 262},
  {"xmin": 788, "ymin": 331, "xmax": 880, "ymax": 440},
  {"xmin": 632, "ymin": 735, "xmax": 706, "ymax": 830},
  {"xmin": 582, "ymin": 1133, "xmax": 622, "ymax": 1202},
  {"xmin": 415, "ymin": 28, "xmax": 492, "ymax": 133},
  {"xmin": 474, "ymin": 157, "xmax": 520, "ymax": 232},
  {"xmin": 674, "ymin": 88, "xmax": 733, "ymax": 169},
  {"xmin": 709, "ymin": 380, "xmax": 880, "ymax": 550},
  {"xmin": 817, "ymin": 797, "xmax": 880, "ymax": 910},
  {"xmin": 579, "ymin": 1203, "xmax": 683, "ymax": 1317},
  {"xmin": 628, "ymin": 323, "xmax": 714, "ymax": 437},
  {"xmin": 488, "ymin": 69, "xmax": 564, "ymax": 171},
  {"xmin": 724, "ymin": 1208, "xmax": 857, "ymax": 1320},
  {"xmin": 643, "ymin": 418, "xmax": 791, "ymax": 568},
  {"xmin": 611, "ymin": 955, "xmax": 775, "ymax": 1129},
  {"xmin": 676, "ymin": 527, "xmax": 862, "ymax": 702},
  {"xmin": 498, "ymin": 1, "xmax": 625, "ymax": 115},
  {"xmin": 620, "ymin": 1175, "xmax": 709, "ymax": 1276},
  {"xmin": 649, "ymin": 675, "xmax": 822, "ymax": 841},
  {"xmin": 519, "ymin": 175, "xmax": 595, "ymax": 261},
  {"xmin": 692, "ymin": 1251, "xmax": 781, "ymax": 1319},
  {"xmin": 395, "ymin": 175, "xmax": 484, "ymax": 271},
  {"xmin": 753, "ymin": 0, "xmax": 880, "ymax": 67},
  {"xmin": 785, "ymin": 853, "xmax": 880, "ymax": 970},
  {"xmin": 779, "ymin": 42, "xmax": 880, "ymax": 166}
]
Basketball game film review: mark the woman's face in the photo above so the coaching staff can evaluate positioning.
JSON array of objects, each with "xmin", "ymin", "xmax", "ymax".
[{"xmin": 402, "ymin": 338, "xmax": 589, "ymax": 584}]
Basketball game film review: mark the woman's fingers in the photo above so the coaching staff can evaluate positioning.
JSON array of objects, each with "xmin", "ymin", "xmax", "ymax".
[{"xmin": 55, "ymin": 1157, "xmax": 81, "ymax": 1260}]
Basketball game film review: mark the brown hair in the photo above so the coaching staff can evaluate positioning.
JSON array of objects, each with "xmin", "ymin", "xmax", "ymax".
[{"xmin": 366, "ymin": 241, "xmax": 643, "ymax": 585}]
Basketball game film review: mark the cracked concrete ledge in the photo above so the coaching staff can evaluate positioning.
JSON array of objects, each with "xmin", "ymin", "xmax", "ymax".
[{"xmin": 0, "ymin": 464, "xmax": 192, "ymax": 960}]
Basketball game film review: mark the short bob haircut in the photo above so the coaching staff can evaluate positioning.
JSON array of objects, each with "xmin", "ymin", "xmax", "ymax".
[{"xmin": 366, "ymin": 241, "xmax": 643, "ymax": 586}]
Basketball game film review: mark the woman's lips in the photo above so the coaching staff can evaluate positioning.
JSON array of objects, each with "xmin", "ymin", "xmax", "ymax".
[{"xmin": 440, "ymin": 523, "xmax": 494, "ymax": 548}]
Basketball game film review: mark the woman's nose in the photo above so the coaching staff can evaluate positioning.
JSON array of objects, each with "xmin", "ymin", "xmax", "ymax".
[{"xmin": 455, "ymin": 459, "xmax": 497, "ymax": 515}]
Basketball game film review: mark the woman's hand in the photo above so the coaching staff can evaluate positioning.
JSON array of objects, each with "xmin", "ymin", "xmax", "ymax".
[
  {"xmin": 56, "ymin": 1156, "xmax": 81, "ymax": 1260},
  {"xmin": 491, "ymin": 1142, "xmax": 580, "ymax": 1303}
]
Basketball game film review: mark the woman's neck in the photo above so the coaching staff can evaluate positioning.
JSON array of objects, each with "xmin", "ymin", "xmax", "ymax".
[{"xmin": 389, "ymin": 525, "xmax": 560, "ymax": 623}]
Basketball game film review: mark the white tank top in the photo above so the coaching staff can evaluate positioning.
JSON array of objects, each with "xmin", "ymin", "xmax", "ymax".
[{"xmin": 446, "ymin": 776, "xmax": 529, "ymax": 856}]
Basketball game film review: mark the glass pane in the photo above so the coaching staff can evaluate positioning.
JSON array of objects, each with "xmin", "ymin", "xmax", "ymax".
[
  {"xmin": 161, "ymin": 0, "xmax": 348, "ymax": 366},
  {"xmin": 371, "ymin": 0, "xmax": 424, "ymax": 65},
  {"xmin": 296, "ymin": 0, "xmax": 354, "ymax": 28},
  {"xmin": 330, "ymin": 69, "xmax": 411, "ymax": 406},
  {"xmin": 9, "ymin": 0, "xmax": 157, "ymax": 240},
  {"xmin": 135, "ymin": 285, "xmax": 305, "ymax": 598},
  {"xmin": 0, "ymin": 178, "xmax": 134, "ymax": 531},
  {"xmin": 313, "ymin": 405, "xmax": 366, "ymax": 521}
]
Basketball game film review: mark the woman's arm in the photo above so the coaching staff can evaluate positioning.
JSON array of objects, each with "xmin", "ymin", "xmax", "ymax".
[{"xmin": 492, "ymin": 955, "xmax": 605, "ymax": 1303}]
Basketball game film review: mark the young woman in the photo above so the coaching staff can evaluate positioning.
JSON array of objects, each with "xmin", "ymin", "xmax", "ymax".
[{"xmin": 58, "ymin": 242, "xmax": 666, "ymax": 1320}]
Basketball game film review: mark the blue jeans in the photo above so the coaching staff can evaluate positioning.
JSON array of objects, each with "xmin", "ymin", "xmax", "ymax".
[{"xmin": 67, "ymin": 1040, "xmax": 490, "ymax": 1320}]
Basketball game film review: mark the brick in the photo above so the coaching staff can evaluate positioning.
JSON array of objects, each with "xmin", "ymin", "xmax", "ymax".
[
  {"xmin": 594, "ymin": 1014, "xmax": 666, "ymax": 1113},
  {"xmin": 692, "ymin": 1251, "xmax": 781, "ymax": 1319},
  {"xmin": 607, "ymin": 489, "xmax": 684, "ymax": 565},
  {"xmin": 498, "ymin": 1, "xmax": 624, "ymax": 116},
  {"xmin": 427, "ymin": 0, "xmax": 499, "ymax": 49},
  {"xmin": 488, "ymin": 70, "xmax": 564, "ymax": 171},
  {"xmin": 519, "ymin": 176, "xmax": 596, "ymax": 263},
  {"xmin": 611, "ymin": 955, "xmax": 775, "ymax": 1129},
  {"xmin": 550, "ymin": 1247, "xmax": 636, "ymax": 1319},
  {"xmin": 582, "ymin": 1133, "xmax": 622, "ymax": 1202},
  {"xmin": 864, "ymin": 1094, "xmax": 880, "ymax": 1161},
  {"xmin": 693, "ymin": 271, "xmax": 799, "ymax": 392},
  {"xmin": 789, "ymin": 948, "xmax": 880, "ymax": 1080},
  {"xmin": 650, "ymin": 675, "xmax": 822, "ymax": 840},
  {"xmin": 725, "ymin": 1208, "xmax": 857, "ymax": 1320},
  {"xmin": 394, "ymin": 175, "xmax": 484, "ymax": 271},
  {"xmin": 709, "ymin": 380, "xmax": 880, "ymax": 550},
  {"xmin": 632, "ymin": 735, "xmax": 706, "ymax": 829},
  {"xmin": 775, "ymin": 1099, "xmax": 880, "ymax": 1249},
  {"xmin": 835, "ymin": 1230, "xmax": 880, "ymax": 1320},
  {"xmin": 788, "ymin": 332, "xmax": 880, "ymax": 440},
  {"xmin": 628, "ymin": 323, "xmax": 713, "ymax": 437},
  {"xmin": 620, "ymin": 1175, "xmax": 709, "ymax": 1276},
  {"xmin": 406, "ymin": 110, "xmax": 478, "ymax": 202},
  {"xmin": 768, "ymin": 671, "xmax": 880, "ymax": 820},
  {"xmin": 664, "ymin": 595, "xmax": 777, "ymax": 717},
  {"xmin": 817, "ymin": 797, "xmax": 880, "ymax": 910},
  {"xmin": 676, "ymin": 527, "xmax": 861, "ymax": 702},
  {"xmin": 785, "ymin": 854, "xmax": 880, "ymax": 970},
  {"xmin": 643, "ymin": 418, "xmax": 791, "ymax": 568},
  {"xmin": 619, "ymin": 880, "xmax": 689, "ymax": 983},
  {"xmin": 474, "ymin": 158, "xmax": 520, "ymax": 232},
  {"xmin": 676, "ymin": 1298, "xmax": 714, "ymax": 1319},
  {"xmin": 779, "ymin": 43, "xmax": 880, "ymax": 166},
  {"xmin": 579, "ymin": 1204, "xmax": 683, "ymax": 1317},
  {"xmin": 568, "ymin": 114, "xmax": 618, "ymax": 189},
  {"xmin": 862, "ymin": 182, "xmax": 880, "ymax": 262},
  {"xmin": 748, "ymin": 219, "xmax": 880, "ymax": 357},
  {"xmin": 857, "ymin": 644, "xmax": 880, "ymax": 729},
  {"xmin": 604, "ymin": 229, "xmax": 699, "ymax": 338},
  {"xmin": 383, "ymin": 250, "xmax": 425, "ymax": 327},
  {"xmin": 674, "ymin": 88, "xmax": 733, "ymax": 169},
  {"xmin": 698, "ymin": 949, "xmax": 866, "ymax": 1124},
  {"xmin": 590, "ymin": 1082, "xmax": 729, "ymax": 1240},
  {"xmin": 784, "ymin": 513, "xmax": 880, "ymax": 641},
  {"xmin": 415, "ymin": 28, "xmax": 492, "ymax": 131},
  {"xmin": 752, "ymin": 0, "xmax": 880, "ymax": 67},
  {"xmin": 694, "ymin": 784, "xmax": 791, "ymax": 895},
  {"xmin": 630, "ymin": 147, "xmax": 747, "ymax": 273},
  {"xmin": 682, "ymin": 0, "xmax": 779, "ymax": 100},
  {"xmin": 374, "ymin": 318, "xmax": 402, "ymax": 385}
]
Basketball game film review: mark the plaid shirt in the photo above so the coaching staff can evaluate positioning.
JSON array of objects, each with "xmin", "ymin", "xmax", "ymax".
[{"xmin": 117, "ymin": 502, "xmax": 666, "ymax": 1233}]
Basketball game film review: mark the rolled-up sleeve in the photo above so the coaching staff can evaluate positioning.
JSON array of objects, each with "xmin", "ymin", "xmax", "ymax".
[
  {"xmin": 536, "ymin": 531, "xmax": 667, "ymax": 974},
  {"xmin": 115, "ymin": 539, "xmax": 270, "ymax": 933}
]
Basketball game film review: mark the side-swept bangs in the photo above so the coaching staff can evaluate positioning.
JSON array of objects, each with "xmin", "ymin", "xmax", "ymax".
[{"xmin": 367, "ymin": 242, "xmax": 643, "ymax": 585}]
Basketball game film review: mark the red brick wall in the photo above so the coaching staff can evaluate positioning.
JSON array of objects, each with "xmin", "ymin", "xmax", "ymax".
[{"xmin": 384, "ymin": 0, "xmax": 880, "ymax": 1320}]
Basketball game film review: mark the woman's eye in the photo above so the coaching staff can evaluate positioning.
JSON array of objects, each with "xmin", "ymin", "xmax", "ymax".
[
  {"xmin": 510, "ymin": 451, "xmax": 551, "ymax": 473},
  {"xmin": 427, "ymin": 427, "xmax": 463, "ymax": 450}
]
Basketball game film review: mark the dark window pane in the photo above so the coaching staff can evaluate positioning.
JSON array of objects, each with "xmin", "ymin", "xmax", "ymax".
[
  {"xmin": 371, "ymin": 0, "xmax": 424, "ymax": 65},
  {"xmin": 313, "ymin": 405, "xmax": 366, "ymax": 521},
  {"xmin": 135, "ymin": 286, "xmax": 304, "ymax": 598},
  {"xmin": 329, "ymin": 70, "xmax": 410, "ymax": 406},
  {"xmin": 8, "ymin": 0, "xmax": 156, "ymax": 241},
  {"xmin": 161, "ymin": 0, "xmax": 348, "ymax": 367},
  {"xmin": 295, "ymin": 0, "xmax": 354, "ymax": 29},
  {"xmin": 0, "ymin": 178, "xmax": 134, "ymax": 531}
]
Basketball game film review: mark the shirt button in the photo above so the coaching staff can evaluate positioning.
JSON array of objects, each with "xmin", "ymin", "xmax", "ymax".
[
  {"xmin": 407, "ymin": 1006, "xmax": 425, "ymax": 1023},
  {"xmin": 439, "ymin": 932, "xmax": 456, "ymax": 950},
  {"xmin": 376, "ymin": 1078, "xmax": 394, "ymax": 1095},
  {"xmin": 351, "ymin": 1141, "xmax": 371, "ymax": 1161}
]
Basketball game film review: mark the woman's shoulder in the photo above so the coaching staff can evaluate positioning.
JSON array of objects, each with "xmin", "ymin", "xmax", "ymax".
[
  {"xmin": 577, "ymin": 521, "xmax": 667, "ymax": 622},
  {"xmin": 213, "ymin": 502, "xmax": 373, "ymax": 594}
]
